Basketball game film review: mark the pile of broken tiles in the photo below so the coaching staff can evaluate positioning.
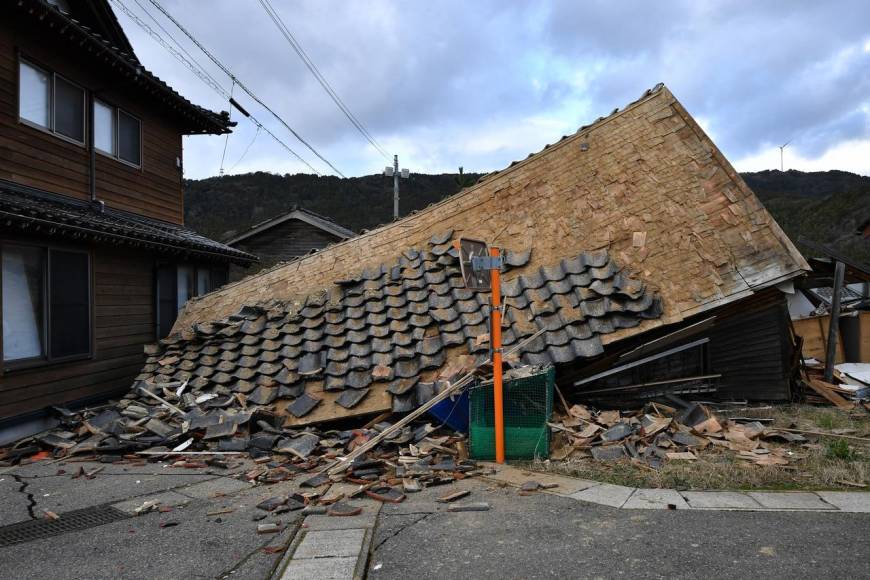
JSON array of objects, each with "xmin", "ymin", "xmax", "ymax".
[
  {"xmin": 1, "ymin": 396, "xmax": 483, "ymax": 505},
  {"xmin": 549, "ymin": 402, "xmax": 807, "ymax": 468}
]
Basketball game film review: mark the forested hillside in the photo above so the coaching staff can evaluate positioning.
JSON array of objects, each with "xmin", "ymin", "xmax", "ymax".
[{"xmin": 185, "ymin": 169, "xmax": 869, "ymax": 264}]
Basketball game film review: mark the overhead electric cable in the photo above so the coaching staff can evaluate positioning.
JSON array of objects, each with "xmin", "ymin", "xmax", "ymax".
[
  {"xmin": 110, "ymin": 0, "xmax": 322, "ymax": 175},
  {"xmin": 228, "ymin": 125, "xmax": 262, "ymax": 173},
  {"xmin": 146, "ymin": 0, "xmax": 346, "ymax": 177},
  {"xmin": 257, "ymin": 0, "xmax": 390, "ymax": 159}
]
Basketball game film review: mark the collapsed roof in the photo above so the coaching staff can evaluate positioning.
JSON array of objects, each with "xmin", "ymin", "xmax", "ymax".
[
  {"xmin": 142, "ymin": 84, "xmax": 809, "ymax": 423},
  {"xmin": 141, "ymin": 235, "xmax": 662, "ymax": 424}
]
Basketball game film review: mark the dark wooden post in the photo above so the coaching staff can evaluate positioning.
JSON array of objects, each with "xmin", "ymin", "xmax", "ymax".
[{"xmin": 823, "ymin": 260, "xmax": 846, "ymax": 383}]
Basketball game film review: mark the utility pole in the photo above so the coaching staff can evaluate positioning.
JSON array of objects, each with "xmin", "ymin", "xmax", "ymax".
[{"xmin": 385, "ymin": 155, "xmax": 409, "ymax": 220}]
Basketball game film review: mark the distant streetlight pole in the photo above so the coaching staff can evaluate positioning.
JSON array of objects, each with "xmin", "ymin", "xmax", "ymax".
[
  {"xmin": 384, "ymin": 155, "xmax": 410, "ymax": 220},
  {"xmin": 779, "ymin": 141, "xmax": 791, "ymax": 172}
]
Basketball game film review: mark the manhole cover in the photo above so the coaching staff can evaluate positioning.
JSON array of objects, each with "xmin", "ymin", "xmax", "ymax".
[{"xmin": 0, "ymin": 505, "xmax": 130, "ymax": 547}]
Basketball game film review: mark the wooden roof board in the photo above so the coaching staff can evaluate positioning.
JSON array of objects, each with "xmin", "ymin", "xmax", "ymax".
[{"xmin": 176, "ymin": 85, "xmax": 809, "ymax": 347}]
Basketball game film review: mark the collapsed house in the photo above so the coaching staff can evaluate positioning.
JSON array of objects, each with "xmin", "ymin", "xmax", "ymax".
[{"xmin": 137, "ymin": 83, "xmax": 808, "ymax": 429}]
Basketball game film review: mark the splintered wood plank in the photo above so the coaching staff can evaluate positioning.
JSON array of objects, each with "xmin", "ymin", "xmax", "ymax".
[
  {"xmin": 276, "ymin": 383, "xmax": 392, "ymax": 427},
  {"xmin": 806, "ymin": 378, "xmax": 855, "ymax": 411}
]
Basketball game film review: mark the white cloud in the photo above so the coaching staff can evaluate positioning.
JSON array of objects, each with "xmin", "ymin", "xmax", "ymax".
[
  {"xmin": 111, "ymin": 0, "xmax": 870, "ymax": 179},
  {"xmin": 734, "ymin": 138, "xmax": 870, "ymax": 175}
]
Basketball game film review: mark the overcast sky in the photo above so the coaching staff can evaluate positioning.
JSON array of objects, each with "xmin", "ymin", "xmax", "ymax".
[{"xmin": 113, "ymin": 0, "xmax": 870, "ymax": 179}]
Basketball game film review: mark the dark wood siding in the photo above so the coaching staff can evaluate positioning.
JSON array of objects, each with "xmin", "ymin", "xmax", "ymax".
[
  {"xmin": 0, "ymin": 17, "xmax": 185, "ymax": 224},
  {"xmin": 0, "ymin": 242, "xmax": 154, "ymax": 420},
  {"xmin": 560, "ymin": 289, "xmax": 794, "ymax": 404},
  {"xmin": 229, "ymin": 219, "xmax": 343, "ymax": 281},
  {"xmin": 707, "ymin": 295, "xmax": 793, "ymax": 401}
]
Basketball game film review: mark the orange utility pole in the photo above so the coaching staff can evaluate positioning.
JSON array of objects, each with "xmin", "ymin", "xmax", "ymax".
[
  {"xmin": 489, "ymin": 246, "xmax": 505, "ymax": 463},
  {"xmin": 455, "ymin": 238, "xmax": 506, "ymax": 463}
]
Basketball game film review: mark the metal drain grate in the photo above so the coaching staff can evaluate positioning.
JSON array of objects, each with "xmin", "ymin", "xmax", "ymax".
[{"xmin": 0, "ymin": 505, "xmax": 130, "ymax": 547}]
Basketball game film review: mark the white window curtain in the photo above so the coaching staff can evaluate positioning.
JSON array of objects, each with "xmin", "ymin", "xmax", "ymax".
[
  {"xmin": 19, "ymin": 62, "xmax": 50, "ymax": 128},
  {"xmin": 2, "ymin": 247, "xmax": 44, "ymax": 361}
]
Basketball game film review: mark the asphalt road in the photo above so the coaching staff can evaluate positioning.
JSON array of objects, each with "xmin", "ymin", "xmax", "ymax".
[
  {"xmin": 0, "ymin": 459, "xmax": 300, "ymax": 580},
  {"xmin": 369, "ymin": 479, "xmax": 870, "ymax": 580},
  {"xmin": 2, "ymin": 460, "xmax": 868, "ymax": 580}
]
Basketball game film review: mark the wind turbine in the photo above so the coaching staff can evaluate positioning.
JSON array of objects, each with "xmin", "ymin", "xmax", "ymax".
[{"xmin": 778, "ymin": 141, "xmax": 791, "ymax": 172}]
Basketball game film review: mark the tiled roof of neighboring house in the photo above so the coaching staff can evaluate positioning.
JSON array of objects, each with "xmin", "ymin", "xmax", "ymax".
[
  {"xmin": 11, "ymin": 0, "xmax": 233, "ymax": 135},
  {"xmin": 0, "ymin": 180, "xmax": 257, "ymax": 264},
  {"xmin": 140, "ymin": 231, "xmax": 661, "ymax": 424},
  {"xmin": 225, "ymin": 206, "xmax": 356, "ymax": 246}
]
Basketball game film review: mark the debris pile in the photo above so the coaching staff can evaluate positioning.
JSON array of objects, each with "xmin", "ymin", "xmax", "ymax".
[
  {"xmin": 549, "ymin": 401, "xmax": 810, "ymax": 468},
  {"xmin": 801, "ymin": 360, "xmax": 870, "ymax": 410},
  {"xmin": 0, "ymin": 392, "xmax": 482, "ymax": 497}
]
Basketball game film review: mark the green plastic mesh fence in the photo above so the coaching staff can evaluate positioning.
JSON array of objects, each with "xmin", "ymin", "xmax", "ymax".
[{"xmin": 468, "ymin": 366, "xmax": 554, "ymax": 460}]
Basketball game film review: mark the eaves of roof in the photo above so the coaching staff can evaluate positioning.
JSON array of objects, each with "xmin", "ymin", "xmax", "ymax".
[
  {"xmin": 13, "ymin": 0, "xmax": 233, "ymax": 135},
  {"xmin": 0, "ymin": 179, "xmax": 257, "ymax": 264}
]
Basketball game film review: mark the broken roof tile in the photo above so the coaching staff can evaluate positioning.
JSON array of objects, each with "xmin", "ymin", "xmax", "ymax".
[
  {"xmin": 429, "ymin": 229, "xmax": 454, "ymax": 246},
  {"xmin": 287, "ymin": 393, "xmax": 321, "ymax": 418},
  {"xmin": 336, "ymin": 388, "xmax": 370, "ymax": 409}
]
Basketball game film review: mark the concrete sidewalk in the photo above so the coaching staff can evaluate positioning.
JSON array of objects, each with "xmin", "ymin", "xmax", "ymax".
[{"xmin": 483, "ymin": 463, "xmax": 870, "ymax": 512}]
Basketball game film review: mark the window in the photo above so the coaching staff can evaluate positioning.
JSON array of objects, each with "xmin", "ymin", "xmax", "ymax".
[
  {"xmin": 118, "ymin": 111, "xmax": 141, "ymax": 166},
  {"xmin": 94, "ymin": 101, "xmax": 141, "ymax": 167},
  {"xmin": 18, "ymin": 60, "xmax": 85, "ymax": 145},
  {"xmin": 1, "ymin": 245, "xmax": 91, "ymax": 365},
  {"xmin": 19, "ymin": 62, "xmax": 50, "ymax": 128},
  {"xmin": 156, "ymin": 263, "xmax": 228, "ymax": 337},
  {"xmin": 93, "ymin": 100, "xmax": 115, "ymax": 154},
  {"xmin": 176, "ymin": 265, "xmax": 195, "ymax": 313},
  {"xmin": 2, "ymin": 246, "xmax": 45, "ymax": 361}
]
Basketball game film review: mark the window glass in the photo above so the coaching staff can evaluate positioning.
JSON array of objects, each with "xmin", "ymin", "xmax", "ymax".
[
  {"xmin": 196, "ymin": 268, "xmax": 211, "ymax": 296},
  {"xmin": 118, "ymin": 110, "xmax": 141, "ymax": 165},
  {"xmin": 2, "ymin": 246, "xmax": 45, "ymax": 361},
  {"xmin": 156, "ymin": 265, "xmax": 177, "ymax": 339},
  {"xmin": 54, "ymin": 76, "xmax": 84, "ymax": 142},
  {"xmin": 19, "ymin": 62, "xmax": 50, "ymax": 128},
  {"xmin": 177, "ymin": 265, "xmax": 194, "ymax": 312},
  {"xmin": 48, "ymin": 250, "xmax": 90, "ymax": 358},
  {"xmin": 94, "ymin": 100, "xmax": 115, "ymax": 154}
]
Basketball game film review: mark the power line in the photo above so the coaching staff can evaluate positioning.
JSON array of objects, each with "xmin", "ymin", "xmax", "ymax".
[
  {"xmin": 130, "ymin": 0, "xmax": 226, "ymax": 93},
  {"xmin": 110, "ymin": 0, "xmax": 322, "ymax": 175},
  {"xmin": 228, "ymin": 125, "xmax": 262, "ymax": 173},
  {"xmin": 146, "ymin": 0, "xmax": 346, "ymax": 177},
  {"xmin": 257, "ymin": 0, "xmax": 390, "ymax": 159}
]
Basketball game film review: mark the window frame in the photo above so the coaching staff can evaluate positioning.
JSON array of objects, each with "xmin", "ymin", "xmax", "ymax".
[
  {"xmin": 17, "ymin": 57, "xmax": 87, "ymax": 148},
  {"xmin": 0, "ymin": 241, "xmax": 94, "ymax": 373},
  {"xmin": 92, "ymin": 98, "xmax": 116, "ymax": 157},
  {"xmin": 94, "ymin": 99, "xmax": 143, "ymax": 169},
  {"xmin": 155, "ymin": 262, "xmax": 227, "ymax": 338}
]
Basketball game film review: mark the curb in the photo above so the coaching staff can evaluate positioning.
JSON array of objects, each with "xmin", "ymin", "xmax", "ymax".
[
  {"xmin": 272, "ymin": 501, "xmax": 382, "ymax": 580},
  {"xmin": 482, "ymin": 463, "xmax": 870, "ymax": 513}
]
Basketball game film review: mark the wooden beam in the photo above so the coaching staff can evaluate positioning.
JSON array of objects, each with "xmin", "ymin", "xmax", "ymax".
[{"xmin": 806, "ymin": 377, "xmax": 854, "ymax": 411}]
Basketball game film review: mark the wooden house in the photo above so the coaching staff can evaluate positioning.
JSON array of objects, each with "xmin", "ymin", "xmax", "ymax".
[
  {"xmin": 164, "ymin": 84, "xmax": 811, "ymax": 425},
  {"xmin": 225, "ymin": 206, "xmax": 355, "ymax": 281},
  {"xmin": 0, "ymin": 0, "xmax": 256, "ymax": 433}
]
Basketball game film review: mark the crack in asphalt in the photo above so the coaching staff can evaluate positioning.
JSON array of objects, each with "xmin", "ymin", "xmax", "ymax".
[
  {"xmin": 10, "ymin": 474, "xmax": 37, "ymax": 519},
  {"xmin": 373, "ymin": 512, "xmax": 436, "ymax": 552}
]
